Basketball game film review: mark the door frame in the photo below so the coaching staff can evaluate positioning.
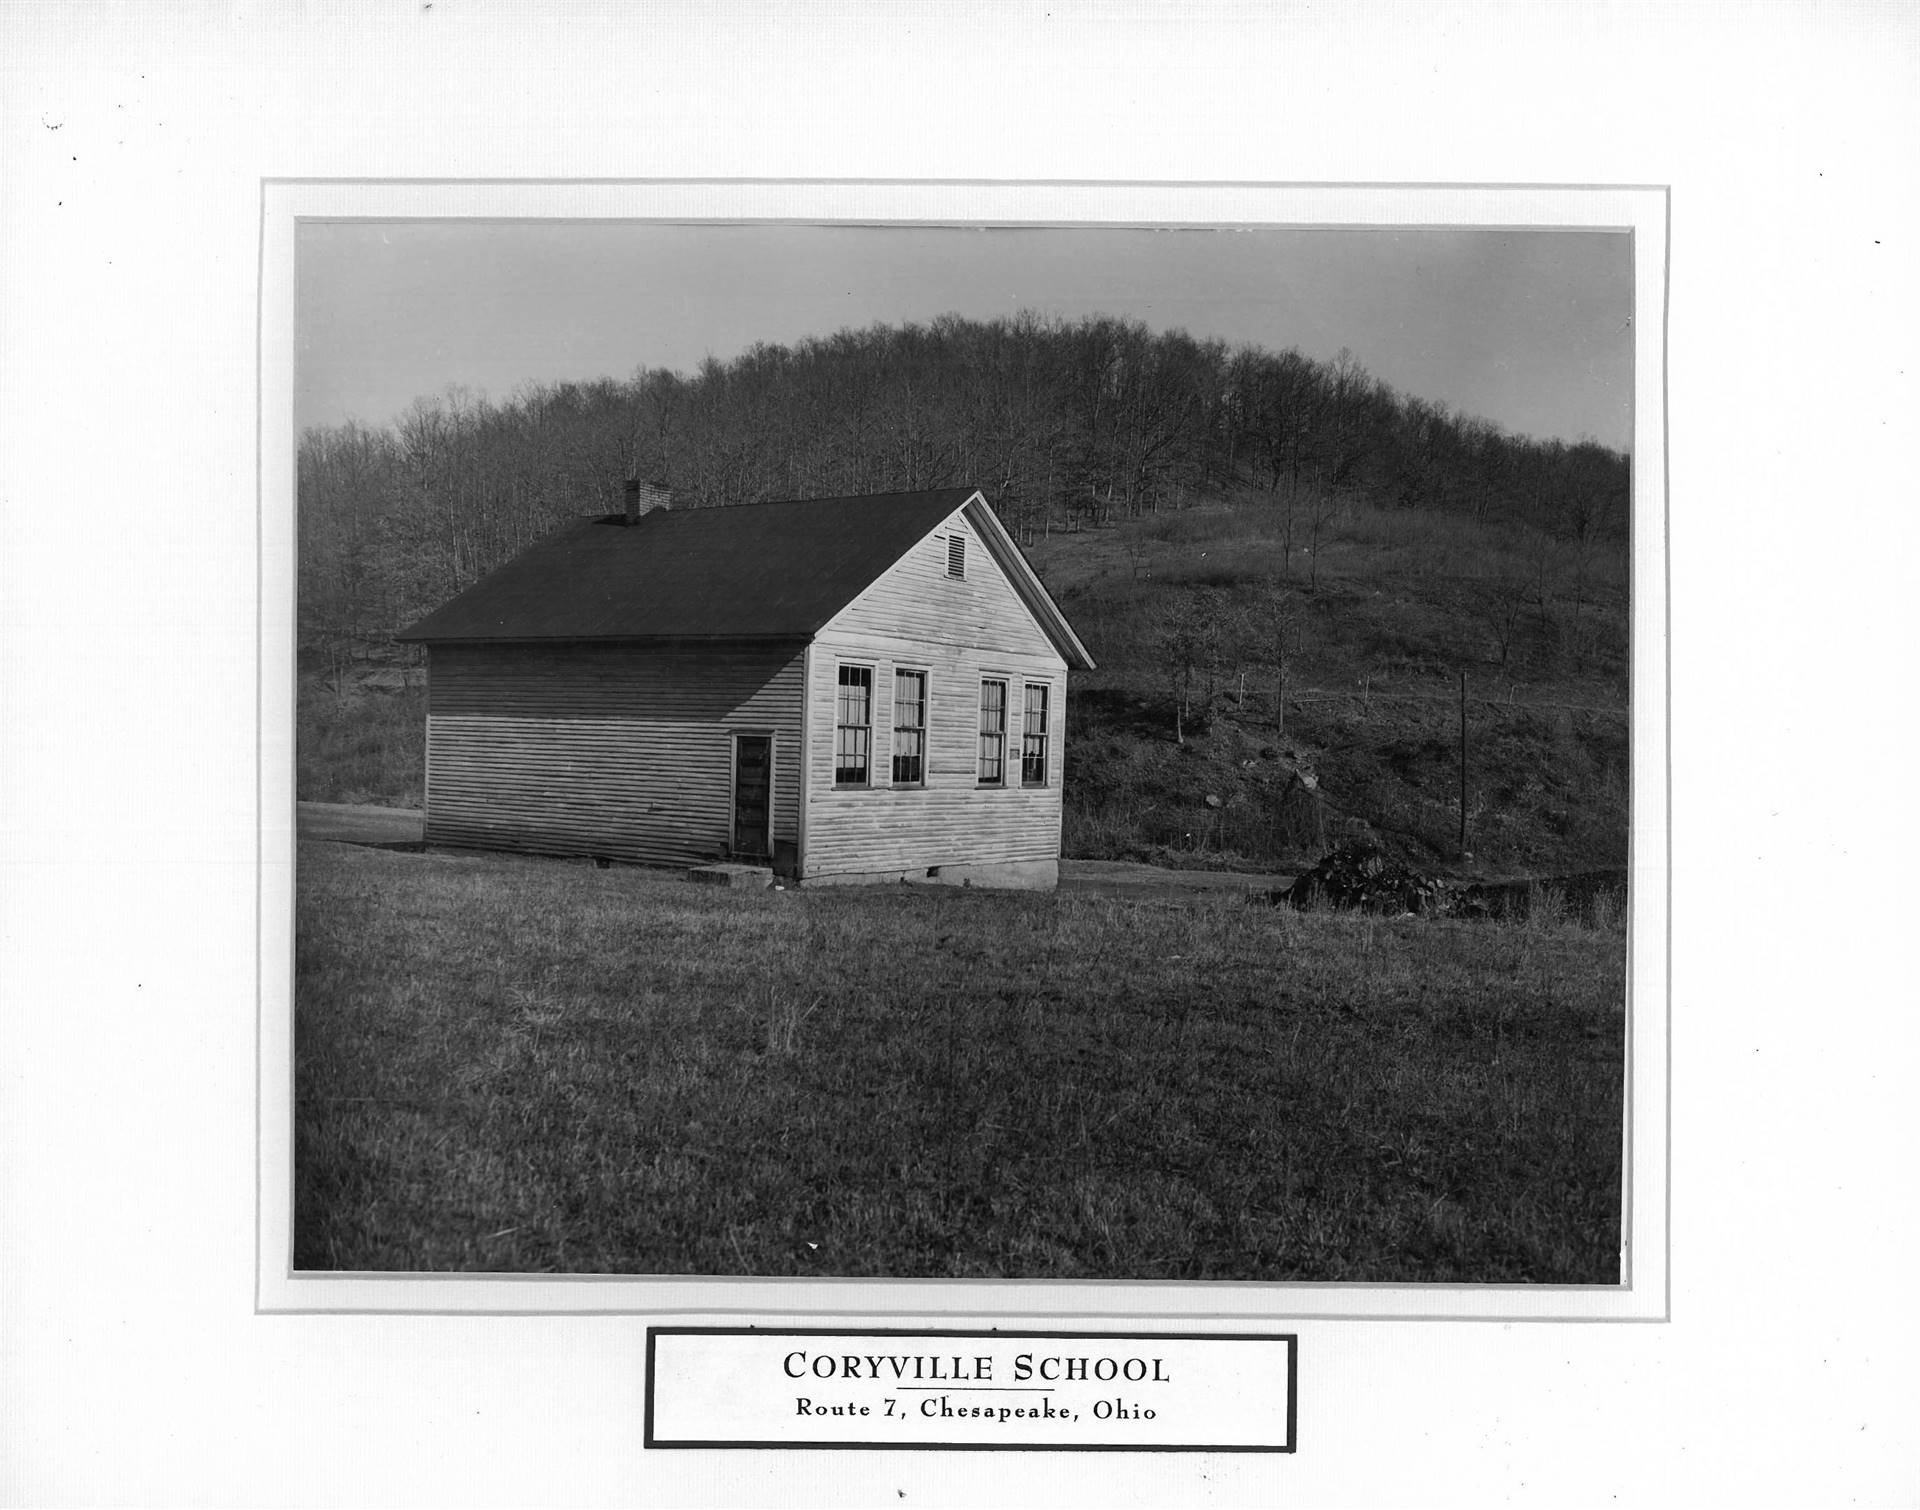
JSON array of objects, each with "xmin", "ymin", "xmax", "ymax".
[{"xmin": 728, "ymin": 729, "xmax": 776, "ymax": 861}]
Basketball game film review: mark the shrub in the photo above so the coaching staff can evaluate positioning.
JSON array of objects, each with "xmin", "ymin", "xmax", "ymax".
[{"xmin": 1283, "ymin": 838, "xmax": 1450, "ymax": 915}]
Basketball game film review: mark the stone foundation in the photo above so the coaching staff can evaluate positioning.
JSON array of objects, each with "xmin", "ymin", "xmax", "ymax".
[
  {"xmin": 686, "ymin": 863, "xmax": 776, "ymax": 889},
  {"xmin": 801, "ymin": 858, "xmax": 1059, "ymax": 892}
]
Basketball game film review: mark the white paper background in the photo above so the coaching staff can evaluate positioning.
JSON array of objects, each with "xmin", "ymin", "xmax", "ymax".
[{"xmin": 2, "ymin": 3, "xmax": 1915, "ymax": 1505}]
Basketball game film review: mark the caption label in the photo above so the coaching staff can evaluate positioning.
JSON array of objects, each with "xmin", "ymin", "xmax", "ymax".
[{"xmin": 646, "ymin": 1328, "xmax": 1296, "ymax": 1451}]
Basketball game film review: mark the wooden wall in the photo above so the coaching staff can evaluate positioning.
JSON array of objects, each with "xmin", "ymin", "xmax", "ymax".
[
  {"xmin": 425, "ymin": 641, "xmax": 805, "ymax": 866},
  {"xmin": 803, "ymin": 510, "xmax": 1070, "ymax": 879}
]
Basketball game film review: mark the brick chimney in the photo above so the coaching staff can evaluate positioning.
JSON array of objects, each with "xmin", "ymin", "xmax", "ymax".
[{"xmin": 623, "ymin": 478, "xmax": 672, "ymax": 525}]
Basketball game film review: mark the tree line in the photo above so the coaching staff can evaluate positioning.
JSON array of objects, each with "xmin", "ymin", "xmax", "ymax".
[{"xmin": 298, "ymin": 311, "xmax": 1629, "ymax": 650}]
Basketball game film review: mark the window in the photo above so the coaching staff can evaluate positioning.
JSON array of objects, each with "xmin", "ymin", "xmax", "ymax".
[
  {"xmin": 835, "ymin": 665, "xmax": 871, "ymax": 786},
  {"xmin": 947, "ymin": 533, "xmax": 966, "ymax": 579},
  {"xmin": 978, "ymin": 679, "xmax": 1007, "ymax": 785},
  {"xmin": 1022, "ymin": 683, "xmax": 1050, "ymax": 786},
  {"xmin": 892, "ymin": 669, "xmax": 927, "ymax": 786}
]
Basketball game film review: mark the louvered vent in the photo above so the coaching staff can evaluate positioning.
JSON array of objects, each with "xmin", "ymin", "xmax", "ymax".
[{"xmin": 946, "ymin": 534, "xmax": 966, "ymax": 579}]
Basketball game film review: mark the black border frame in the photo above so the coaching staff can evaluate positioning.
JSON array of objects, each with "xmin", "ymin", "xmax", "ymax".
[{"xmin": 643, "ymin": 1326, "xmax": 1298, "ymax": 1453}]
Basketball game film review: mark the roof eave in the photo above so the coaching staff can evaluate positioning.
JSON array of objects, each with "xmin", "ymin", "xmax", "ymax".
[
  {"xmin": 394, "ymin": 630, "xmax": 817, "ymax": 648},
  {"xmin": 962, "ymin": 493, "xmax": 1098, "ymax": 671}
]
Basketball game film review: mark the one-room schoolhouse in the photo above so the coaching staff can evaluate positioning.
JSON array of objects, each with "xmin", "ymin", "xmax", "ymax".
[{"xmin": 395, "ymin": 485, "xmax": 1095, "ymax": 889}]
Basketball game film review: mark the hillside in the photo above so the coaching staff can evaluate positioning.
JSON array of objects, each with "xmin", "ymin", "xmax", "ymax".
[{"xmin": 1031, "ymin": 492, "xmax": 1628, "ymax": 880}]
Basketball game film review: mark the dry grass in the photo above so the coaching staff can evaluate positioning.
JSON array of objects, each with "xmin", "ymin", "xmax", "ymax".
[
  {"xmin": 1035, "ymin": 493, "xmax": 1630, "ymax": 875},
  {"xmin": 296, "ymin": 839, "xmax": 1625, "ymax": 1282},
  {"xmin": 297, "ymin": 678, "xmax": 426, "ymax": 807}
]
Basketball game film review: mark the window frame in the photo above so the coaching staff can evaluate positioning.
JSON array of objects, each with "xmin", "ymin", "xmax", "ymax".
[
  {"xmin": 977, "ymin": 676, "xmax": 1009, "ymax": 788},
  {"xmin": 1020, "ymin": 680, "xmax": 1051, "ymax": 788},
  {"xmin": 890, "ymin": 666, "xmax": 929, "ymax": 789},
  {"xmin": 833, "ymin": 662, "xmax": 875, "ymax": 789}
]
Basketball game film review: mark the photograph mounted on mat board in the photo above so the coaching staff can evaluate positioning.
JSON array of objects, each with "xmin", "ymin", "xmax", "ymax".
[{"xmin": 259, "ymin": 180, "xmax": 1668, "ymax": 1319}]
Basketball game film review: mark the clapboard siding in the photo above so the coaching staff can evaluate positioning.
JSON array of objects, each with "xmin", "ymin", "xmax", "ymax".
[
  {"xmin": 818, "ymin": 511, "xmax": 1048, "ymax": 656},
  {"xmin": 431, "ymin": 642, "xmax": 802, "ymax": 722},
  {"xmin": 425, "ymin": 642, "xmax": 804, "ymax": 865},
  {"xmin": 803, "ymin": 511, "xmax": 1069, "ymax": 878}
]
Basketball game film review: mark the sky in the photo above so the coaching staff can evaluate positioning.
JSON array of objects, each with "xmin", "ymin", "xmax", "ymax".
[{"xmin": 296, "ymin": 222, "xmax": 1633, "ymax": 451}]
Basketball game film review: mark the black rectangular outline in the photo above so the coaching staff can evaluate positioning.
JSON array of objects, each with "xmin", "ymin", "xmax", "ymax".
[{"xmin": 643, "ymin": 1326, "xmax": 1297, "ymax": 1453}]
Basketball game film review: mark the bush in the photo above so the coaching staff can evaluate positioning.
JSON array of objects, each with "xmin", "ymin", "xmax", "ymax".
[{"xmin": 1283, "ymin": 838, "xmax": 1449, "ymax": 915}]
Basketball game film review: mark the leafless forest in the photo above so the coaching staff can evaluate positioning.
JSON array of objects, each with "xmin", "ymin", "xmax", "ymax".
[{"xmin": 298, "ymin": 313, "xmax": 1628, "ymax": 652}]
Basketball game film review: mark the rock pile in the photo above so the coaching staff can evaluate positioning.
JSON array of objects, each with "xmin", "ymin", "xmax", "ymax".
[{"xmin": 1282, "ymin": 838, "xmax": 1451, "ymax": 915}]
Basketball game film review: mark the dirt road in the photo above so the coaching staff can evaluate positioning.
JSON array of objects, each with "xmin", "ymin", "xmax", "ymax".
[
  {"xmin": 296, "ymin": 801, "xmax": 424, "ymax": 846},
  {"xmin": 295, "ymin": 802, "xmax": 1289, "ymax": 901}
]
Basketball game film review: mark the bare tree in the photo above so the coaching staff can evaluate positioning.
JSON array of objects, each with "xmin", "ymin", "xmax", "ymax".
[
  {"xmin": 1478, "ymin": 563, "xmax": 1532, "ymax": 673},
  {"xmin": 1304, "ymin": 488, "xmax": 1344, "ymax": 592},
  {"xmin": 1265, "ymin": 581, "xmax": 1306, "ymax": 735},
  {"xmin": 1158, "ymin": 595, "xmax": 1224, "ymax": 746},
  {"xmin": 1160, "ymin": 607, "xmax": 1200, "ymax": 746}
]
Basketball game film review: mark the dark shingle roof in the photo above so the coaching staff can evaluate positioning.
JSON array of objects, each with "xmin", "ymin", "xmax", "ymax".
[{"xmin": 396, "ymin": 488, "xmax": 979, "ymax": 644}]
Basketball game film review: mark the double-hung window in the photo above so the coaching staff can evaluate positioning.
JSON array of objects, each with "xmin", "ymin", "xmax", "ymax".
[
  {"xmin": 892, "ymin": 669, "xmax": 927, "ymax": 786},
  {"xmin": 978, "ymin": 679, "xmax": 1008, "ymax": 786},
  {"xmin": 835, "ymin": 665, "xmax": 872, "ymax": 786},
  {"xmin": 1022, "ymin": 683, "xmax": 1051, "ymax": 786}
]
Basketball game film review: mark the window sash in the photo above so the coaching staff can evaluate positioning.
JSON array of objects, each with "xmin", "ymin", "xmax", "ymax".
[
  {"xmin": 835, "ymin": 665, "xmax": 872, "ymax": 786},
  {"xmin": 978, "ymin": 679, "xmax": 1007, "ymax": 785},
  {"xmin": 1021, "ymin": 683, "xmax": 1050, "ymax": 786},
  {"xmin": 892, "ymin": 669, "xmax": 927, "ymax": 785}
]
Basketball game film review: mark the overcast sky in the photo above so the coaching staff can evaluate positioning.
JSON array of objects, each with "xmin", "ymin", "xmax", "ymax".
[{"xmin": 296, "ymin": 222, "xmax": 1633, "ymax": 452}]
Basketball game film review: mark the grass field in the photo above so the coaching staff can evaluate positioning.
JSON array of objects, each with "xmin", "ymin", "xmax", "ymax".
[{"xmin": 295, "ymin": 839, "xmax": 1625, "ymax": 1283}]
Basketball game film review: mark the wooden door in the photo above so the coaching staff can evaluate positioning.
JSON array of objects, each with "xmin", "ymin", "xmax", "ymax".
[{"xmin": 732, "ymin": 734, "xmax": 773, "ymax": 858}]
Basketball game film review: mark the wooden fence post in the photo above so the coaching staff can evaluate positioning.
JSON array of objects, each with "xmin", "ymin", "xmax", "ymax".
[{"xmin": 1458, "ymin": 670, "xmax": 1469, "ymax": 860}]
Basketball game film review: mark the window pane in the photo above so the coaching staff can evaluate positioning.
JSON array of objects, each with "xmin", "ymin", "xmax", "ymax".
[
  {"xmin": 837, "ymin": 666, "xmax": 869, "ymax": 723},
  {"xmin": 979, "ymin": 679, "xmax": 1006, "ymax": 783},
  {"xmin": 894, "ymin": 670, "xmax": 925, "ymax": 726},
  {"xmin": 1022, "ymin": 683, "xmax": 1049, "ymax": 784},
  {"xmin": 892, "ymin": 670, "xmax": 926, "ymax": 784},
  {"xmin": 892, "ymin": 730, "xmax": 922, "ymax": 785},
  {"xmin": 836, "ymin": 666, "xmax": 872, "ymax": 785}
]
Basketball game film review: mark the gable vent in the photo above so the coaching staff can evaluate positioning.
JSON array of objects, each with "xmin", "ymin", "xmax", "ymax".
[{"xmin": 946, "ymin": 534, "xmax": 966, "ymax": 579}]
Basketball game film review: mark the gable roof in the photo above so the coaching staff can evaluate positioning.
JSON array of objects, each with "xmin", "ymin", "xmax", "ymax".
[{"xmin": 395, "ymin": 487, "xmax": 1095, "ymax": 669}]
